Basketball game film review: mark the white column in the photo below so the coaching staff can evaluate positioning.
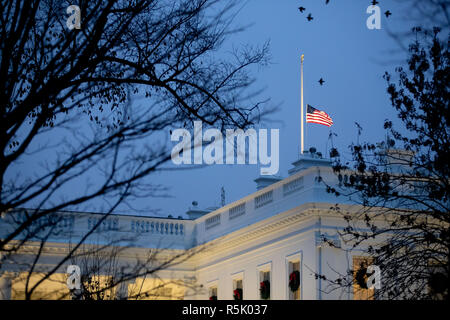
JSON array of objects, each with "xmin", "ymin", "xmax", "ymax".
[
  {"xmin": 116, "ymin": 280, "xmax": 130, "ymax": 300},
  {"xmin": 0, "ymin": 272, "xmax": 13, "ymax": 300}
]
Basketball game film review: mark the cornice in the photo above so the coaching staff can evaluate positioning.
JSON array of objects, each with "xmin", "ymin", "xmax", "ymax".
[{"xmin": 190, "ymin": 202, "xmax": 347, "ymax": 263}]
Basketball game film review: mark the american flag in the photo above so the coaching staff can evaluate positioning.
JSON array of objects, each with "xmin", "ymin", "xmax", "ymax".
[{"xmin": 306, "ymin": 105, "xmax": 333, "ymax": 127}]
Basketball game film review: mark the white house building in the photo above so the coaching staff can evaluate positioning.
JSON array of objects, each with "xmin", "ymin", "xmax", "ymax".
[{"xmin": 0, "ymin": 151, "xmax": 379, "ymax": 300}]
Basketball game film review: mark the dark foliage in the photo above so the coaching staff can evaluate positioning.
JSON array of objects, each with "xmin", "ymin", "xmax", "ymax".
[
  {"xmin": 325, "ymin": 29, "xmax": 449, "ymax": 299},
  {"xmin": 0, "ymin": 0, "xmax": 271, "ymax": 299}
]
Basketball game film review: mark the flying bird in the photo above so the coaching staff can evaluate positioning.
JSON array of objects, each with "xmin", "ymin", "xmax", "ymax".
[
  {"xmin": 298, "ymin": 6, "xmax": 305, "ymax": 13},
  {"xmin": 318, "ymin": 78, "xmax": 325, "ymax": 86},
  {"xmin": 307, "ymin": 13, "xmax": 313, "ymax": 21},
  {"xmin": 385, "ymin": 10, "xmax": 392, "ymax": 18},
  {"xmin": 326, "ymin": 0, "xmax": 330, "ymax": 4},
  {"xmin": 371, "ymin": 0, "xmax": 379, "ymax": 5}
]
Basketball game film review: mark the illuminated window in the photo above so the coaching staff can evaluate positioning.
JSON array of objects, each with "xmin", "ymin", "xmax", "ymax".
[
  {"xmin": 428, "ymin": 262, "xmax": 447, "ymax": 300},
  {"xmin": 288, "ymin": 261, "xmax": 300, "ymax": 300},
  {"xmin": 353, "ymin": 256, "xmax": 375, "ymax": 300},
  {"xmin": 258, "ymin": 269, "xmax": 271, "ymax": 300},
  {"xmin": 209, "ymin": 286, "xmax": 217, "ymax": 300},
  {"xmin": 233, "ymin": 279, "xmax": 243, "ymax": 300},
  {"xmin": 153, "ymin": 287, "xmax": 172, "ymax": 299}
]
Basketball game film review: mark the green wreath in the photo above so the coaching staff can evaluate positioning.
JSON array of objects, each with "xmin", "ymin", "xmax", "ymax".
[
  {"xmin": 259, "ymin": 280, "xmax": 270, "ymax": 300},
  {"xmin": 289, "ymin": 270, "xmax": 300, "ymax": 292}
]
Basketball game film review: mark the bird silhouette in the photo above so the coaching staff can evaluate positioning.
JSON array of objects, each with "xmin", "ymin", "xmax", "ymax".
[
  {"xmin": 298, "ymin": 6, "xmax": 305, "ymax": 13},
  {"xmin": 385, "ymin": 10, "xmax": 392, "ymax": 18},
  {"xmin": 325, "ymin": 0, "xmax": 330, "ymax": 4},
  {"xmin": 318, "ymin": 78, "xmax": 325, "ymax": 86},
  {"xmin": 307, "ymin": 13, "xmax": 313, "ymax": 21},
  {"xmin": 371, "ymin": 0, "xmax": 379, "ymax": 5}
]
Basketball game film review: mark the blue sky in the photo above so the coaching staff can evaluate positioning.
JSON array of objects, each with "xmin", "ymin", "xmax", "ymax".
[
  {"xmin": 135, "ymin": 0, "xmax": 417, "ymax": 218},
  {"xmin": 7, "ymin": 0, "xmax": 421, "ymax": 218}
]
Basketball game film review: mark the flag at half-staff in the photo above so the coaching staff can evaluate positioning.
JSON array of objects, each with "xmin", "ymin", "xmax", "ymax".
[{"xmin": 306, "ymin": 104, "xmax": 333, "ymax": 127}]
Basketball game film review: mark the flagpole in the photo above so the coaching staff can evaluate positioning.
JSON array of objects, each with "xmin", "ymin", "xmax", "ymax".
[{"xmin": 301, "ymin": 54, "xmax": 304, "ymax": 155}]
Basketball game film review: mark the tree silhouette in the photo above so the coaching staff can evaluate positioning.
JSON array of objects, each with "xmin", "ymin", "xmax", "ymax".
[
  {"xmin": 0, "ymin": 0, "xmax": 272, "ymax": 298},
  {"xmin": 323, "ymin": 28, "xmax": 449, "ymax": 300}
]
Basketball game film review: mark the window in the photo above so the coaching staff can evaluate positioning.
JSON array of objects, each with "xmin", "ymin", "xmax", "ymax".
[
  {"xmin": 233, "ymin": 279, "xmax": 243, "ymax": 300},
  {"xmin": 288, "ymin": 261, "xmax": 300, "ymax": 300},
  {"xmin": 353, "ymin": 256, "xmax": 375, "ymax": 300},
  {"xmin": 153, "ymin": 287, "xmax": 172, "ymax": 299},
  {"xmin": 209, "ymin": 286, "xmax": 218, "ymax": 300},
  {"xmin": 259, "ymin": 270, "xmax": 271, "ymax": 300},
  {"xmin": 257, "ymin": 262, "xmax": 272, "ymax": 299},
  {"xmin": 428, "ymin": 262, "xmax": 447, "ymax": 300},
  {"xmin": 286, "ymin": 253, "xmax": 301, "ymax": 300}
]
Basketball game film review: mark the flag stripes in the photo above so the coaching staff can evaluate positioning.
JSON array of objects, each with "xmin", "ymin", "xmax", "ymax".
[{"xmin": 306, "ymin": 105, "xmax": 333, "ymax": 127}]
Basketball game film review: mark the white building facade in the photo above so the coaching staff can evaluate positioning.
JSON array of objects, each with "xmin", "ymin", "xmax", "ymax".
[{"xmin": 0, "ymin": 153, "xmax": 377, "ymax": 300}]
